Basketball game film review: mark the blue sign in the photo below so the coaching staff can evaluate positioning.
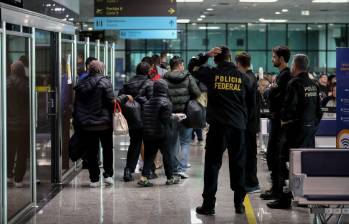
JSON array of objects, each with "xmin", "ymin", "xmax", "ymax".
[
  {"xmin": 94, "ymin": 17, "xmax": 177, "ymax": 30},
  {"xmin": 336, "ymin": 48, "xmax": 349, "ymax": 148},
  {"xmin": 120, "ymin": 30, "xmax": 177, "ymax": 39}
]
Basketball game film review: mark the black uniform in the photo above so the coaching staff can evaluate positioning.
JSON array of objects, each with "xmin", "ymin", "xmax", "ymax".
[
  {"xmin": 275, "ymin": 72, "xmax": 323, "ymax": 203},
  {"xmin": 266, "ymin": 67, "xmax": 291, "ymax": 194},
  {"xmin": 189, "ymin": 54, "xmax": 254, "ymax": 209},
  {"xmin": 245, "ymin": 70, "xmax": 259, "ymax": 189}
]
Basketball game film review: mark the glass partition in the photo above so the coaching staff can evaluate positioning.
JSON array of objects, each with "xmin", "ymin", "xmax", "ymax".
[
  {"xmin": 6, "ymin": 34, "xmax": 31, "ymax": 220},
  {"xmin": 248, "ymin": 23, "xmax": 266, "ymax": 50},
  {"xmin": 89, "ymin": 43, "xmax": 96, "ymax": 59},
  {"xmin": 288, "ymin": 24, "xmax": 306, "ymax": 50},
  {"xmin": 99, "ymin": 44, "xmax": 105, "ymax": 63},
  {"xmin": 207, "ymin": 24, "xmax": 226, "ymax": 49},
  {"xmin": 228, "ymin": 24, "xmax": 246, "ymax": 51},
  {"xmin": 77, "ymin": 42, "xmax": 85, "ymax": 79}
]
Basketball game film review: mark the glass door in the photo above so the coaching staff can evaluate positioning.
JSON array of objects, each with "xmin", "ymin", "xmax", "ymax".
[
  {"xmin": 61, "ymin": 39, "xmax": 74, "ymax": 175},
  {"xmin": 6, "ymin": 33, "xmax": 32, "ymax": 220},
  {"xmin": 35, "ymin": 29, "xmax": 57, "ymax": 201}
]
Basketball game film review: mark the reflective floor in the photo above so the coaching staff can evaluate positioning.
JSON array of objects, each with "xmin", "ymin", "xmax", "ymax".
[{"xmin": 25, "ymin": 135, "xmax": 347, "ymax": 224}]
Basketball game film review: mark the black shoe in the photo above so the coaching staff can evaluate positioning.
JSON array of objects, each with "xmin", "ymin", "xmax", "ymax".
[
  {"xmin": 123, "ymin": 168, "xmax": 134, "ymax": 182},
  {"xmin": 148, "ymin": 171, "xmax": 158, "ymax": 180},
  {"xmin": 235, "ymin": 204, "xmax": 245, "ymax": 214},
  {"xmin": 260, "ymin": 190, "xmax": 278, "ymax": 200},
  {"xmin": 267, "ymin": 199, "xmax": 291, "ymax": 209},
  {"xmin": 196, "ymin": 206, "xmax": 215, "ymax": 215}
]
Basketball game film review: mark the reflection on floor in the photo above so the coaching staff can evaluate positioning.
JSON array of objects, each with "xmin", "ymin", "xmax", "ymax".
[{"xmin": 25, "ymin": 135, "xmax": 347, "ymax": 224}]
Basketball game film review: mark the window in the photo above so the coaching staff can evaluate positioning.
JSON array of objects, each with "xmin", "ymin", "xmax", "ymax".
[
  {"xmin": 228, "ymin": 24, "xmax": 246, "ymax": 50},
  {"xmin": 207, "ymin": 24, "xmax": 226, "ymax": 49},
  {"xmin": 288, "ymin": 24, "xmax": 306, "ymax": 50},
  {"xmin": 248, "ymin": 24, "xmax": 266, "ymax": 50},
  {"xmin": 307, "ymin": 24, "xmax": 326, "ymax": 50},
  {"xmin": 188, "ymin": 24, "xmax": 206, "ymax": 50},
  {"xmin": 268, "ymin": 24, "xmax": 286, "ymax": 49},
  {"xmin": 328, "ymin": 24, "xmax": 347, "ymax": 50}
]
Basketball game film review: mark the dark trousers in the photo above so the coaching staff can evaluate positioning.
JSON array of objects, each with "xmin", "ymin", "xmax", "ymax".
[
  {"xmin": 80, "ymin": 128, "xmax": 114, "ymax": 182},
  {"xmin": 277, "ymin": 123, "xmax": 318, "ymax": 197},
  {"xmin": 192, "ymin": 129, "xmax": 204, "ymax": 141},
  {"xmin": 202, "ymin": 124, "xmax": 246, "ymax": 207},
  {"xmin": 245, "ymin": 128, "xmax": 259, "ymax": 188},
  {"xmin": 266, "ymin": 118, "xmax": 284, "ymax": 191},
  {"xmin": 142, "ymin": 138, "xmax": 174, "ymax": 179},
  {"xmin": 125, "ymin": 129, "xmax": 143, "ymax": 172},
  {"xmin": 8, "ymin": 128, "xmax": 30, "ymax": 182}
]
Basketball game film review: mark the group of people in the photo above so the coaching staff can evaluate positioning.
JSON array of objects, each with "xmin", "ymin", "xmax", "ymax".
[{"xmin": 72, "ymin": 44, "xmax": 323, "ymax": 215}]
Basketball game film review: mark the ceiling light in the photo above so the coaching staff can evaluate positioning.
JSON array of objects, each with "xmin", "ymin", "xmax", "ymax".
[
  {"xmin": 88, "ymin": 27, "xmax": 93, "ymax": 31},
  {"xmin": 240, "ymin": 0, "xmax": 278, "ymax": 2},
  {"xmin": 301, "ymin": 10, "xmax": 310, "ymax": 16},
  {"xmin": 197, "ymin": 18, "xmax": 203, "ymax": 21},
  {"xmin": 282, "ymin": 9, "xmax": 288, "ymax": 12},
  {"xmin": 211, "ymin": 4, "xmax": 217, "ymax": 7},
  {"xmin": 176, "ymin": 0, "xmax": 203, "ymax": 2},
  {"xmin": 275, "ymin": 11, "xmax": 281, "ymax": 14},
  {"xmin": 329, "ymin": 23, "xmax": 334, "ymax": 26},
  {"xmin": 177, "ymin": 19, "xmax": 190, "ymax": 23},
  {"xmin": 206, "ymin": 8, "xmax": 214, "ymax": 11},
  {"xmin": 199, "ymin": 26, "xmax": 221, "ymax": 30},
  {"xmin": 200, "ymin": 15, "xmax": 206, "ymax": 18},
  {"xmin": 192, "ymin": 23, "xmax": 197, "ymax": 26},
  {"xmin": 68, "ymin": 18, "xmax": 74, "ymax": 21},
  {"xmin": 259, "ymin": 18, "xmax": 288, "ymax": 23},
  {"xmin": 312, "ymin": 0, "xmax": 349, "ymax": 2}
]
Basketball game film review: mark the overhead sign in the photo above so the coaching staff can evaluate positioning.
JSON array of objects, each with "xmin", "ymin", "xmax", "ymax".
[
  {"xmin": 336, "ymin": 47, "xmax": 349, "ymax": 149},
  {"xmin": 120, "ymin": 30, "xmax": 177, "ymax": 39},
  {"xmin": 94, "ymin": 17, "xmax": 177, "ymax": 30},
  {"xmin": 94, "ymin": 0, "xmax": 176, "ymax": 17}
]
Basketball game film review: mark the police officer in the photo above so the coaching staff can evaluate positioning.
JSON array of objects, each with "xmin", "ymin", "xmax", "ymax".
[
  {"xmin": 261, "ymin": 46, "xmax": 292, "ymax": 200},
  {"xmin": 235, "ymin": 52, "xmax": 260, "ymax": 194},
  {"xmin": 189, "ymin": 46, "xmax": 254, "ymax": 215},
  {"xmin": 267, "ymin": 54, "xmax": 323, "ymax": 209}
]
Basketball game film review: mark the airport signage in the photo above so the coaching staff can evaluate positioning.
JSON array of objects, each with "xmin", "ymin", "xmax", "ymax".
[
  {"xmin": 94, "ymin": 16, "xmax": 177, "ymax": 30},
  {"xmin": 336, "ymin": 47, "xmax": 349, "ymax": 149},
  {"xmin": 119, "ymin": 30, "xmax": 177, "ymax": 39},
  {"xmin": 94, "ymin": 0, "xmax": 176, "ymax": 17}
]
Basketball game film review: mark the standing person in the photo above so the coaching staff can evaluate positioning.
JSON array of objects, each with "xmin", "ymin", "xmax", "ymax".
[
  {"xmin": 260, "ymin": 46, "xmax": 292, "ymax": 200},
  {"xmin": 7, "ymin": 61, "xmax": 30, "ymax": 188},
  {"xmin": 268, "ymin": 54, "xmax": 323, "ymax": 209},
  {"xmin": 152, "ymin": 54, "xmax": 168, "ymax": 77},
  {"xmin": 235, "ymin": 52, "xmax": 260, "ymax": 194},
  {"xmin": 73, "ymin": 60, "xmax": 131, "ymax": 187},
  {"xmin": 318, "ymin": 73, "xmax": 330, "ymax": 100},
  {"xmin": 119, "ymin": 62, "xmax": 153, "ymax": 182},
  {"xmin": 78, "ymin": 57, "xmax": 97, "ymax": 81},
  {"xmin": 164, "ymin": 56, "xmax": 201, "ymax": 178},
  {"xmin": 189, "ymin": 46, "xmax": 255, "ymax": 215},
  {"xmin": 138, "ymin": 79, "xmax": 181, "ymax": 187},
  {"xmin": 141, "ymin": 56, "xmax": 161, "ymax": 81}
]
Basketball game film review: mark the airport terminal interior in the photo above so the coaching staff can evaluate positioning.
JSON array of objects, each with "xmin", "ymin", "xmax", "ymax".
[{"xmin": 0, "ymin": 0, "xmax": 349, "ymax": 223}]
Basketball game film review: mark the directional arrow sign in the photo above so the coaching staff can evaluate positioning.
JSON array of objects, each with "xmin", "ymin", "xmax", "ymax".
[
  {"xmin": 94, "ymin": 17, "xmax": 177, "ymax": 30},
  {"xmin": 120, "ymin": 30, "xmax": 177, "ymax": 39},
  {"xmin": 168, "ymin": 8, "xmax": 176, "ymax": 15}
]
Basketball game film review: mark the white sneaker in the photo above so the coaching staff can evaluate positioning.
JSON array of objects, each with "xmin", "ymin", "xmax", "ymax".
[
  {"xmin": 176, "ymin": 172, "xmax": 189, "ymax": 179},
  {"xmin": 104, "ymin": 177, "xmax": 114, "ymax": 186},
  {"xmin": 90, "ymin": 181, "xmax": 100, "ymax": 188},
  {"xmin": 14, "ymin": 182, "xmax": 24, "ymax": 188}
]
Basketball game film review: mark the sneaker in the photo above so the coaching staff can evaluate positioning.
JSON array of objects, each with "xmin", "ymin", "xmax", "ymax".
[
  {"xmin": 246, "ymin": 185, "xmax": 261, "ymax": 194},
  {"xmin": 235, "ymin": 204, "xmax": 246, "ymax": 214},
  {"xmin": 166, "ymin": 176, "xmax": 180, "ymax": 185},
  {"xmin": 14, "ymin": 182, "xmax": 24, "ymax": 188},
  {"xmin": 137, "ymin": 178, "xmax": 153, "ymax": 187},
  {"xmin": 176, "ymin": 172, "xmax": 189, "ymax": 179},
  {"xmin": 185, "ymin": 163, "xmax": 192, "ymax": 169},
  {"xmin": 90, "ymin": 181, "xmax": 100, "ymax": 188},
  {"xmin": 104, "ymin": 177, "xmax": 114, "ymax": 186}
]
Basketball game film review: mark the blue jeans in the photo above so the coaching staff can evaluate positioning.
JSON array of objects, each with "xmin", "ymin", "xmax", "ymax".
[{"xmin": 176, "ymin": 123, "xmax": 192, "ymax": 172}]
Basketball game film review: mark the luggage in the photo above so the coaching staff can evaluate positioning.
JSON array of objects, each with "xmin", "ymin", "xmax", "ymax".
[
  {"xmin": 183, "ymin": 99, "xmax": 206, "ymax": 128},
  {"xmin": 69, "ymin": 132, "xmax": 85, "ymax": 162},
  {"xmin": 123, "ymin": 100, "xmax": 143, "ymax": 129}
]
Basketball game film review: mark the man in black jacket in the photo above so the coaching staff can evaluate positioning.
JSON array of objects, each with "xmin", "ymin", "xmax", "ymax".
[
  {"xmin": 74, "ymin": 60, "xmax": 131, "ymax": 187},
  {"xmin": 119, "ymin": 62, "xmax": 153, "ymax": 182},
  {"xmin": 235, "ymin": 52, "xmax": 260, "ymax": 194},
  {"xmin": 267, "ymin": 54, "xmax": 323, "ymax": 209},
  {"xmin": 164, "ymin": 56, "xmax": 201, "ymax": 178},
  {"xmin": 189, "ymin": 46, "xmax": 254, "ymax": 215},
  {"xmin": 261, "ymin": 46, "xmax": 292, "ymax": 201}
]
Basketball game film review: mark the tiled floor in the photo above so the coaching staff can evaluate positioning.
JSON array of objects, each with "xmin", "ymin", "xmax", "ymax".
[{"xmin": 25, "ymin": 135, "xmax": 347, "ymax": 224}]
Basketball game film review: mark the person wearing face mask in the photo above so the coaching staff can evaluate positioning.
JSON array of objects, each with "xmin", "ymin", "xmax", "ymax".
[{"xmin": 267, "ymin": 54, "xmax": 323, "ymax": 209}]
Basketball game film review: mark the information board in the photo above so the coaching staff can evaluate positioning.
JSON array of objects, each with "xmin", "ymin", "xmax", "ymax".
[
  {"xmin": 336, "ymin": 48, "xmax": 349, "ymax": 149},
  {"xmin": 95, "ymin": 0, "xmax": 176, "ymax": 17},
  {"xmin": 120, "ymin": 30, "xmax": 177, "ymax": 39}
]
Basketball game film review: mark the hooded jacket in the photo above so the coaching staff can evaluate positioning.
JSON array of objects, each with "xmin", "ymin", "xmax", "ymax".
[
  {"xmin": 73, "ymin": 73, "xmax": 128, "ymax": 131},
  {"xmin": 163, "ymin": 70, "xmax": 201, "ymax": 113},
  {"xmin": 118, "ymin": 74, "xmax": 153, "ymax": 105},
  {"xmin": 142, "ymin": 80, "xmax": 172, "ymax": 140}
]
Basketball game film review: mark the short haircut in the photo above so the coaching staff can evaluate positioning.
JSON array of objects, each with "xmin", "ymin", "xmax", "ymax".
[
  {"xmin": 169, "ymin": 56, "xmax": 184, "ymax": 70},
  {"xmin": 214, "ymin": 46, "xmax": 231, "ymax": 64},
  {"xmin": 152, "ymin": 54, "xmax": 160, "ymax": 65},
  {"xmin": 319, "ymin": 73, "xmax": 328, "ymax": 79},
  {"xmin": 136, "ymin": 62, "xmax": 151, "ymax": 76},
  {"xmin": 85, "ymin": 57, "xmax": 97, "ymax": 68},
  {"xmin": 141, "ymin": 56, "xmax": 154, "ymax": 66},
  {"xmin": 292, "ymin": 54, "xmax": 309, "ymax": 71},
  {"xmin": 272, "ymin": 45, "xmax": 291, "ymax": 63},
  {"xmin": 235, "ymin": 52, "xmax": 251, "ymax": 68}
]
